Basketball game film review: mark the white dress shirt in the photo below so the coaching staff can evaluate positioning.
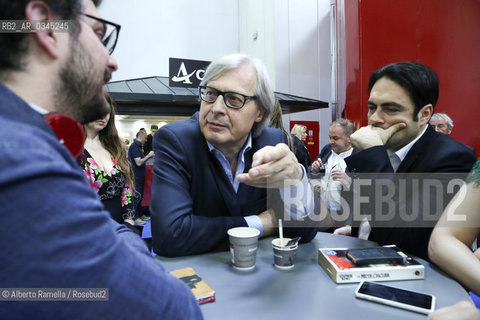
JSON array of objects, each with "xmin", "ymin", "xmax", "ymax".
[
  {"xmin": 388, "ymin": 125, "xmax": 428, "ymax": 171},
  {"xmin": 321, "ymin": 147, "xmax": 354, "ymax": 210}
]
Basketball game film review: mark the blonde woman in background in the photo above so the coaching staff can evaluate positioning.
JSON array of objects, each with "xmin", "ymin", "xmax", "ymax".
[{"xmin": 291, "ymin": 124, "xmax": 312, "ymax": 169}]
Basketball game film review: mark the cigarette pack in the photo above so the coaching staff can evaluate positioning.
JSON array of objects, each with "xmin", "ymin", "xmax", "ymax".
[
  {"xmin": 318, "ymin": 246, "xmax": 424, "ymax": 284},
  {"xmin": 171, "ymin": 267, "xmax": 216, "ymax": 304}
]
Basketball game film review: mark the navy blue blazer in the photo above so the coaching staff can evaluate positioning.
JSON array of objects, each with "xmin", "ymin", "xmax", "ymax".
[
  {"xmin": 344, "ymin": 125, "xmax": 477, "ymax": 260},
  {"xmin": 0, "ymin": 83, "xmax": 201, "ymax": 319},
  {"xmin": 150, "ymin": 113, "xmax": 317, "ymax": 257}
]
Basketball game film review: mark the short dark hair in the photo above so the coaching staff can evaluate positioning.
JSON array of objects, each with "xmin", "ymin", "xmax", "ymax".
[
  {"xmin": 368, "ymin": 62, "xmax": 439, "ymax": 121},
  {"xmin": 0, "ymin": 0, "xmax": 102, "ymax": 77}
]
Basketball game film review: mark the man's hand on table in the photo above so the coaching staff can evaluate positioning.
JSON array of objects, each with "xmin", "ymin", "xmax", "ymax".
[{"xmin": 333, "ymin": 225, "xmax": 352, "ymax": 236}]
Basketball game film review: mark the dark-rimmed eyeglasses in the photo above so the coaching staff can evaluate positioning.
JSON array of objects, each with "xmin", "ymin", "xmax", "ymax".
[
  {"xmin": 81, "ymin": 13, "xmax": 121, "ymax": 55},
  {"xmin": 199, "ymin": 86, "xmax": 256, "ymax": 109}
]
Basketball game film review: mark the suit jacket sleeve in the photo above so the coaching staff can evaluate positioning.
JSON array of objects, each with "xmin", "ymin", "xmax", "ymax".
[
  {"xmin": 0, "ymin": 121, "xmax": 202, "ymax": 319},
  {"xmin": 345, "ymin": 146, "xmax": 393, "ymax": 173},
  {"xmin": 344, "ymin": 133, "xmax": 477, "ymax": 260}
]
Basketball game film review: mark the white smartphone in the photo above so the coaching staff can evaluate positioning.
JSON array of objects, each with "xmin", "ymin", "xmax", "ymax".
[{"xmin": 355, "ymin": 281, "xmax": 436, "ymax": 315}]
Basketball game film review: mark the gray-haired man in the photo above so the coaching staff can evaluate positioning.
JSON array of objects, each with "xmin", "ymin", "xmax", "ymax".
[
  {"xmin": 150, "ymin": 53, "xmax": 317, "ymax": 257},
  {"xmin": 430, "ymin": 113, "xmax": 454, "ymax": 135}
]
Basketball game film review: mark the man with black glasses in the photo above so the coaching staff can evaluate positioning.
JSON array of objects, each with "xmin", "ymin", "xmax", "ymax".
[
  {"xmin": 0, "ymin": 0, "xmax": 201, "ymax": 319},
  {"xmin": 150, "ymin": 53, "xmax": 317, "ymax": 257}
]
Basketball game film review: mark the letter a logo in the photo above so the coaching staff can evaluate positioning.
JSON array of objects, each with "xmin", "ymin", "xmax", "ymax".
[{"xmin": 171, "ymin": 62, "xmax": 195, "ymax": 84}]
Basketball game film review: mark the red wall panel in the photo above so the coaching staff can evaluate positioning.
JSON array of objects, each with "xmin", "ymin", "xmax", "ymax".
[
  {"xmin": 344, "ymin": 0, "xmax": 480, "ymax": 155},
  {"xmin": 344, "ymin": 0, "xmax": 362, "ymax": 128}
]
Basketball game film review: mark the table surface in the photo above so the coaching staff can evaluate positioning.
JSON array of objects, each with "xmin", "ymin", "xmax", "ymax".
[{"xmin": 156, "ymin": 232, "xmax": 470, "ymax": 320}]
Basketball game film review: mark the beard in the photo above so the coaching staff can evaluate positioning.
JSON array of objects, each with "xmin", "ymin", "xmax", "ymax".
[
  {"xmin": 332, "ymin": 142, "xmax": 348, "ymax": 154},
  {"xmin": 54, "ymin": 39, "xmax": 110, "ymax": 125}
]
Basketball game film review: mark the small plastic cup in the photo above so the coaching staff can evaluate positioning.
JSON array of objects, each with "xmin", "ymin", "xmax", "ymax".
[
  {"xmin": 272, "ymin": 238, "xmax": 298, "ymax": 270},
  {"xmin": 228, "ymin": 227, "xmax": 260, "ymax": 271}
]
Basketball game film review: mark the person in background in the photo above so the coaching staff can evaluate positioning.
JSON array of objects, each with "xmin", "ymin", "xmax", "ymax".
[
  {"xmin": 430, "ymin": 113, "xmax": 453, "ymax": 135},
  {"xmin": 337, "ymin": 62, "xmax": 476, "ymax": 260},
  {"xmin": 310, "ymin": 119, "xmax": 356, "ymax": 212},
  {"xmin": 291, "ymin": 124, "xmax": 312, "ymax": 169},
  {"xmin": 128, "ymin": 131, "xmax": 154, "ymax": 224},
  {"xmin": 138, "ymin": 128, "xmax": 147, "ymax": 153},
  {"xmin": 0, "ymin": 0, "xmax": 201, "ymax": 318},
  {"xmin": 310, "ymin": 119, "xmax": 356, "ymax": 175},
  {"xmin": 81, "ymin": 97, "xmax": 136, "ymax": 228},
  {"xmin": 150, "ymin": 53, "xmax": 317, "ymax": 257},
  {"xmin": 143, "ymin": 124, "xmax": 158, "ymax": 156}
]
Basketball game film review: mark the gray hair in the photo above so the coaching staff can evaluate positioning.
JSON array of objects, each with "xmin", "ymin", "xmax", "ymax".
[
  {"xmin": 200, "ymin": 53, "xmax": 275, "ymax": 137},
  {"xmin": 431, "ymin": 113, "xmax": 454, "ymax": 129},
  {"xmin": 331, "ymin": 118, "xmax": 355, "ymax": 137}
]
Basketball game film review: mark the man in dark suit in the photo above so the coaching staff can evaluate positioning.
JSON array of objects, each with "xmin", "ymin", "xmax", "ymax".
[
  {"xmin": 336, "ymin": 62, "xmax": 476, "ymax": 260},
  {"xmin": 0, "ymin": 1, "xmax": 201, "ymax": 319},
  {"xmin": 150, "ymin": 53, "xmax": 317, "ymax": 257}
]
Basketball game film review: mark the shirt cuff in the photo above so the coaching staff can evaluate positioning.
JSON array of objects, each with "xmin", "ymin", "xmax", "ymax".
[
  {"xmin": 279, "ymin": 164, "xmax": 314, "ymax": 220},
  {"xmin": 244, "ymin": 215, "xmax": 264, "ymax": 238}
]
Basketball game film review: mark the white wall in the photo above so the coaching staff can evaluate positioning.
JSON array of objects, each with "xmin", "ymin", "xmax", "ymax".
[
  {"xmin": 98, "ymin": 0, "xmax": 239, "ymax": 82},
  {"xmin": 238, "ymin": 0, "xmax": 276, "ymax": 86},
  {"xmin": 99, "ymin": 0, "xmax": 334, "ymax": 155},
  {"xmin": 280, "ymin": 0, "xmax": 332, "ymax": 153},
  {"xmin": 239, "ymin": 0, "xmax": 333, "ymax": 155}
]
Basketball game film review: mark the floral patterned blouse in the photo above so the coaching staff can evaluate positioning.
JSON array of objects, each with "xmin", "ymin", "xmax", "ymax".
[{"xmin": 80, "ymin": 149, "xmax": 135, "ymax": 221}]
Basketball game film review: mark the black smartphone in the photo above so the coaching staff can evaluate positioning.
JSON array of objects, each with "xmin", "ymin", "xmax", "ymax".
[
  {"xmin": 355, "ymin": 281, "xmax": 435, "ymax": 314},
  {"xmin": 346, "ymin": 246, "xmax": 405, "ymax": 265}
]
